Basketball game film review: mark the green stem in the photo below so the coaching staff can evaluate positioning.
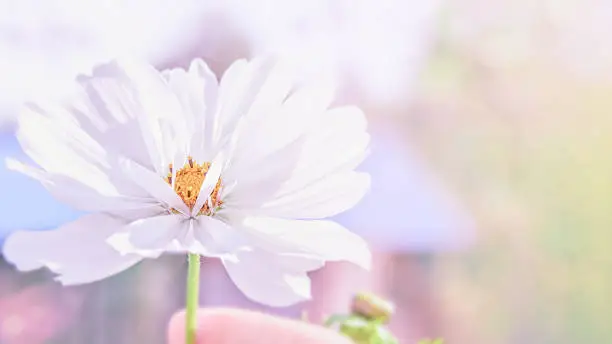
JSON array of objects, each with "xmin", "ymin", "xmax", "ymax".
[{"xmin": 185, "ymin": 253, "xmax": 201, "ymax": 344}]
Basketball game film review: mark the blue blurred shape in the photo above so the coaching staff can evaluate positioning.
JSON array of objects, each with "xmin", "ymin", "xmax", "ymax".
[
  {"xmin": 0, "ymin": 133, "xmax": 82, "ymax": 241},
  {"xmin": 334, "ymin": 124, "xmax": 476, "ymax": 252}
]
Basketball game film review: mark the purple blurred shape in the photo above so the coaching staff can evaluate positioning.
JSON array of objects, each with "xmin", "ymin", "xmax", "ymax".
[
  {"xmin": 158, "ymin": 0, "xmax": 441, "ymax": 107},
  {"xmin": 0, "ymin": 283, "xmax": 84, "ymax": 344},
  {"xmin": 0, "ymin": 133, "xmax": 82, "ymax": 241},
  {"xmin": 334, "ymin": 125, "xmax": 476, "ymax": 252}
]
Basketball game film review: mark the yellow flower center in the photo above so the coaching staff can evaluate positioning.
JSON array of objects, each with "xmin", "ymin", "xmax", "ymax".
[{"xmin": 166, "ymin": 156, "xmax": 223, "ymax": 215}]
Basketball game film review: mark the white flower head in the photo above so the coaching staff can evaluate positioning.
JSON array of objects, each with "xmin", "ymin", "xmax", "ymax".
[{"xmin": 2, "ymin": 57, "xmax": 371, "ymax": 306}]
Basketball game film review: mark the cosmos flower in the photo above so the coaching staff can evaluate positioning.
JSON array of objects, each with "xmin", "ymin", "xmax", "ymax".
[{"xmin": 2, "ymin": 57, "xmax": 371, "ymax": 306}]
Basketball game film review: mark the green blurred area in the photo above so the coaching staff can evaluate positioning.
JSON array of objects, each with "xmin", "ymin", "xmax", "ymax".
[{"xmin": 412, "ymin": 7, "xmax": 612, "ymax": 341}]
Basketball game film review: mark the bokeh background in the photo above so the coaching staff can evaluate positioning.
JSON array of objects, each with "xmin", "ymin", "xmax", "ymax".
[{"xmin": 1, "ymin": 1, "xmax": 611, "ymax": 343}]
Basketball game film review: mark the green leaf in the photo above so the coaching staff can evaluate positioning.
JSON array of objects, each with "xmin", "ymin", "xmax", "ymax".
[{"xmin": 418, "ymin": 339, "xmax": 444, "ymax": 344}]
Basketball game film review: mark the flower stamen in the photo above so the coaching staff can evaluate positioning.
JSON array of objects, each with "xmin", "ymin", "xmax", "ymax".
[{"xmin": 166, "ymin": 157, "xmax": 222, "ymax": 215}]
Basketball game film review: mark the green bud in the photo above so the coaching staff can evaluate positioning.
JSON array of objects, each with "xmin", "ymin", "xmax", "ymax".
[
  {"xmin": 418, "ymin": 339, "xmax": 444, "ymax": 344},
  {"xmin": 351, "ymin": 292, "xmax": 395, "ymax": 323},
  {"xmin": 339, "ymin": 316, "xmax": 373, "ymax": 344}
]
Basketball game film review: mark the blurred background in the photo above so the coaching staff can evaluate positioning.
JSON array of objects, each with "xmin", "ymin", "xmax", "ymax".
[{"xmin": 1, "ymin": 0, "xmax": 611, "ymax": 343}]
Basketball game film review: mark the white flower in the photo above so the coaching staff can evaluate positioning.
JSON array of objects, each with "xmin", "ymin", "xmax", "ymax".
[{"xmin": 2, "ymin": 58, "xmax": 371, "ymax": 306}]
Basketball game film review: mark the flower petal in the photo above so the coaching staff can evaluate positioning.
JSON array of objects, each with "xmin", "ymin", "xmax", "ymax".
[
  {"xmin": 208, "ymin": 58, "xmax": 279, "ymax": 156},
  {"xmin": 189, "ymin": 59, "xmax": 220, "ymax": 160},
  {"xmin": 190, "ymin": 216, "xmax": 244, "ymax": 257},
  {"xmin": 16, "ymin": 103, "xmax": 120, "ymax": 194},
  {"xmin": 222, "ymin": 248, "xmax": 314, "ymax": 307},
  {"xmin": 2, "ymin": 214, "xmax": 142, "ymax": 285},
  {"xmin": 220, "ymin": 80, "xmax": 341, "ymax": 208},
  {"xmin": 107, "ymin": 214, "xmax": 185, "ymax": 257},
  {"xmin": 119, "ymin": 157, "xmax": 190, "ymax": 215},
  {"xmin": 192, "ymin": 152, "xmax": 225, "ymax": 217},
  {"xmin": 274, "ymin": 106, "xmax": 370, "ymax": 197},
  {"xmin": 162, "ymin": 59, "xmax": 219, "ymax": 161},
  {"xmin": 15, "ymin": 58, "xmax": 196, "ymax": 202},
  {"xmin": 224, "ymin": 79, "xmax": 335, "ymax": 179},
  {"xmin": 259, "ymin": 172, "xmax": 371, "ymax": 219},
  {"xmin": 108, "ymin": 59, "xmax": 188, "ymax": 173},
  {"xmin": 77, "ymin": 59, "xmax": 187, "ymax": 175},
  {"xmin": 221, "ymin": 139, "xmax": 302, "ymax": 210},
  {"xmin": 241, "ymin": 217, "xmax": 371, "ymax": 270},
  {"xmin": 6, "ymin": 158, "xmax": 162, "ymax": 217}
]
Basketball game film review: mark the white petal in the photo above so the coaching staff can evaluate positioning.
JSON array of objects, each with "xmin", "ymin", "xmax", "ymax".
[
  {"xmin": 2, "ymin": 214, "xmax": 142, "ymax": 285},
  {"xmin": 125, "ymin": 215, "xmax": 184, "ymax": 251},
  {"xmin": 119, "ymin": 157, "xmax": 189, "ymax": 215},
  {"xmin": 221, "ymin": 139, "xmax": 302, "ymax": 209},
  {"xmin": 192, "ymin": 152, "xmax": 225, "ymax": 217},
  {"xmin": 241, "ymin": 217, "xmax": 371, "ymax": 270},
  {"xmin": 209, "ymin": 59, "xmax": 250, "ymax": 150},
  {"xmin": 16, "ymin": 103, "xmax": 120, "ymax": 194},
  {"xmin": 259, "ymin": 172, "xmax": 371, "ymax": 219},
  {"xmin": 15, "ymin": 59, "xmax": 194, "ymax": 200},
  {"xmin": 228, "ymin": 59, "xmax": 297, "ymax": 149},
  {"xmin": 275, "ymin": 106, "xmax": 370, "ymax": 197},
  {"xmin": 113, "ymin": 59, "xmax": 188, "ymax": 173},
  {"xmin": 74, "ymin": 75, "xmax": 156, "ymax": 171},
  {"xmin": 244, "ymin": 59, "xmax": 295, "ymax": 121},
  {"xmin": 225, "ymin": 80, "xmax": 335, "ymax": 177},
  {"xmin": 190, "ymin": 216, "xmax": 244, "ymax": 257},
  {"xmin": 78, "ymin": 59, "xmax": 186, "ymax": 174},
  {"xmin": 7, "ymin": 158, "xmax": 161, "ymax": 216},
  {"xmin": 209, "ymin": 58, "xmax": 276, "ymax": 155},
  {"xmin": 220, "ymin": 80, "xmax": 340, "ymax": 208},
  {"xmin": 275, "ymin": 253, "xmax": 326, "ymax": 271},
  {"xmin": 222, "ymin": 248, "xmax": 313, "ymax": 307},
  {"xmin": 189, "ymin": 60, "xmax": 219, "ymax": 158},
  {"xmin": 107, "ymin": 215, "xmax": 185, "ymax": 257},
  {"xmin": 163, "ymin": 59, "xmax": 219, "ymax": 161}
]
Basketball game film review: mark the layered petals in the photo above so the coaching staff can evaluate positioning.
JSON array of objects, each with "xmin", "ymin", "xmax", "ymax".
[
  {"xmin": 162, "ymin": 59, "xmax": 219, "ymax": 161},
  {"xmin": 6, "ymin": 158, "xmax": 161, "ymax": 216},
  {"xmin": 258, "ymin": 171, "xmax": 371, "ymax": 219},
  {"xmin": 3, "ymin": 214, "xmax": 142, "ymax": 284},
  {"xmin": 240, "ymin": 217, "xmax": 371, "ymax": 270},
  {"xmin": 107, "ymin": 215, "xmax": 186, "ymax": 257},
  {"xmin": 222, "ymin": 248, "xmax": 319, "ymax": 307},
  {"xmin": 4, "ymin": 57, "xmax": 371, "ymax": 306}
]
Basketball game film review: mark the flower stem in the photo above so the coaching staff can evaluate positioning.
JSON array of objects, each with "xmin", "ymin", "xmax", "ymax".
[{"xmin": 186, "ymin": 253, "xmax": 201, "ymax": 344}]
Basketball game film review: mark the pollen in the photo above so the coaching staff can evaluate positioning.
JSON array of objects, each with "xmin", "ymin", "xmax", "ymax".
[{"xmin": 166, "ymin": 156, "xmax": 223, "ymax": 215}]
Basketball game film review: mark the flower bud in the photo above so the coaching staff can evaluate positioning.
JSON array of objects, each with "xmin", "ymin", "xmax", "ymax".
[{"xmin": 350, "ymin": 292, "xmax": 395, "ymax": 323}]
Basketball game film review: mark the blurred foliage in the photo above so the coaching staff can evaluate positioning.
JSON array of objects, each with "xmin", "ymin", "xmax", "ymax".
[
  {"xmin": 418, "ymin": 340, "xmax": 443, "ymax": 344},
  {"xmin": 407, "ymin": 4, "xmax": 612, "ymax": 342},
  {"xmin": 325, "ymin": 291, "xmax": 399, "ymax": 344}
]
